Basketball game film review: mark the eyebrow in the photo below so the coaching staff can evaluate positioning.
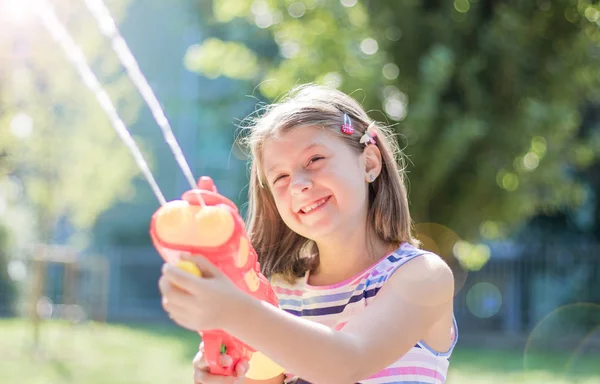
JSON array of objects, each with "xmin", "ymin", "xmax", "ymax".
[{"xmin": 265, "ymin": 142, "xmax": 325, "ymax": 176}]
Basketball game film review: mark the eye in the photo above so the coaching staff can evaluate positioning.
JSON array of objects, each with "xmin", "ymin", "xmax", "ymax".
[
  {"xmin": 272, "ymin": 174, "xmax": 288, "ymax": 185},
  {"xmin": 307, "ymin": 156, "xmax": 325, "ymax": 166}
]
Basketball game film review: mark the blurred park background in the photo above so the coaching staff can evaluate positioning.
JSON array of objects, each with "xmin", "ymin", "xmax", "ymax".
[{"xmin": 1, "ymin": 0, "xmax": 600, "ymax": 383}]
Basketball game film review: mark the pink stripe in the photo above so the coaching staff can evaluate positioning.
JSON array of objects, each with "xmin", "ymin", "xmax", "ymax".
[
  {"xmin": 273, "ymin": 286, "xmax": 303, "ymax": 296},
  {"xmin": 334, "ymin": 321, "xmax": 348, "ymax": 330},
  {"xmin": 304, "ymin": 271, "xmax": 373, "ymax": 290},
  {"xmin": 367, "ymin": 366, "xmax": 445, "ymax": 381},
  {"xmin": 371, "ymin": 268, "xmax": 385, "ymax": 277}
]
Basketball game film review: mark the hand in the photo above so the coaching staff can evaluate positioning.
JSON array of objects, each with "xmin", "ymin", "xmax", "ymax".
[
  {"xmin": 193, "ymin": 342, "xmax": 249, "ymax": 384},
  {"xmin": 158, "ymin": 254, "xmax": 247, "ymax": 331}
]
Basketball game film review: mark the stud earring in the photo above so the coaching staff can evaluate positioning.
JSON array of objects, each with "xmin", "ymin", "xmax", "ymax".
[{"xmin": 368, "ymin": 174, "xmax": 375, "ymax": 182}]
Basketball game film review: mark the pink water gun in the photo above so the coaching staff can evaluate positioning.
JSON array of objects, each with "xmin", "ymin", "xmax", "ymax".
[{"xmin": 149, "ymin": 176, "xmax": 284, "ymax": 379}]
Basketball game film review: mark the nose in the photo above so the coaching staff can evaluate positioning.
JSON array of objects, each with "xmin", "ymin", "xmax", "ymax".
[{"xmin": 290, "ymin": 173, "xmax": 313, "ymax": 195}]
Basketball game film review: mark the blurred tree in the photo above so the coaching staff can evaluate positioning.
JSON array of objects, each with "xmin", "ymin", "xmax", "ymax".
[
  {"xmin": 0, "ymin": 0, "xmax": 143, "ymax": 248},
  {"xmin": 187, "ymin": 0, "xmax": 600, "ymax": 247},
  {"xmin": 0, "ymin": 224, "xmax": 17, "ymax": 317}
]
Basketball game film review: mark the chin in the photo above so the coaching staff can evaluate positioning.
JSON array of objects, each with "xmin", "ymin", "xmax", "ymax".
[{"xmin": 295, "ymin": 218, "xmax": 342, "ymax": 242}]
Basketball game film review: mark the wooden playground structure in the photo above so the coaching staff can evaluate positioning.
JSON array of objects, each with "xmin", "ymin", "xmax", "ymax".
[{"xmin": 28, "ymin": 244, "xmax": 110, "ymax": 349}]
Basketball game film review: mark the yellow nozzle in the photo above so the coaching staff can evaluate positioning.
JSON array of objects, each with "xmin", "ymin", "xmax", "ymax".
[{"xmin": 175, "ymin": 260, "xmax": 202, "ymax": 277}]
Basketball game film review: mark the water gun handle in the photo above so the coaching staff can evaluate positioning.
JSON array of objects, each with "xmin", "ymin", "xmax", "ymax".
[{"xmin": 150, "ymin": 176, "xmax": 283, "ymax": 378}]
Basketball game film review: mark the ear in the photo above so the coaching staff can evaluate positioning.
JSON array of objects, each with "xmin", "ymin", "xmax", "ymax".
[{"xmin": 362, "ymin": 144, "xmax": 382, "ymax": 183}]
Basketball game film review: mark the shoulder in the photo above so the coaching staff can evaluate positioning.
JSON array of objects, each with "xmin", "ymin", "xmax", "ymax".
[{"xmin": 385, "ymin": 249, "xmax": 455, "ymax": 306}]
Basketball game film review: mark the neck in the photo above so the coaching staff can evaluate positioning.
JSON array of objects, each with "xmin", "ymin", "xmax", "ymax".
[{"xmin": 310, "ymin": 226, "xmax": 395, "ymax": 286}]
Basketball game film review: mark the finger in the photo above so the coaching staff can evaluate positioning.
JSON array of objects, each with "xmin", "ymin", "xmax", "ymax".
[
  {"xmin": 193, "ymin": 351, "xmax": 235, "ymax": 374},
  {"xmin": 162, "ymin": 263, "xmax": 207, "ymax": 294},
  {"xmin": 158, "ymin": 274, "xmax": 192, "ymax": 298},
  {"xmin": 193, "ymin": 350, "xmax": 207, "ymax": 370},
  {"xmin": 219, "ymin": 354, "xmax": 233, "ymax": 368},
  {"xmin": 180, "ymin": 254, "xmax": 223, "ymax": 279},
  {"xmin": 234, "ymin": 359, "xmax": 249, "ymax": 377},
  {"xmin": 194, "ymin": 368, "xmax": 238, "ymax": 384},
  {"xmin": 159, "ymin": 282, "xmax": 193, "ymax": 310}
]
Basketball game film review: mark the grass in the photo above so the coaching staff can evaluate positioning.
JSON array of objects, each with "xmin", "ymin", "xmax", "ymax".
[{"xmin": 1, "ymin": 318, "xmax": 599, "ymax": 383}]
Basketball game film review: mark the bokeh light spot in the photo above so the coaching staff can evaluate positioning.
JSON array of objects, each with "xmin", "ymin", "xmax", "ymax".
[
  {"xmin": 497, "ymin": 170, "xmax": 519, "ymax": 191},
  {"xmin": 288, "ymin": 2, "xmax": 305, "ymax": 18},
  {"xmin": 384, "ymin": 98, "xmax": 406, "ymax": 121},
  {"xmin": 360, "ymin": 38, "xmax": 378, "ymax": 55},
  {"xmin": 453, "ymin": 241, "xmax": 491, "ymax": 271},
  {"xmin": 255, "ymin": 13, "xmax": 274, "ymax": 28},
  {"xmin": 280, "ymin": 42, "xmax": 300, "ymax": 58},
  {"xmin": 340, "ymin": 0, "xmax": 358, "ymax": 7},
  {"xmin": 524, "ymin": 303, "xmax": 600, "ymax": 375},
  {"xmin": 523, "ymin": 152, "xmax": 540, "ymax": 171},
  {"xmin": 385, "ymin": 26, "xmax": 402, "ymax": 41},
  {"xmin": 383, "ymin": 86, "xmax": 408, "ymax": 121},
  {"xmin": 584, "ymin": 7, "xmax": 600, "ymax": 23},
  {"xmin": 466, "ymin": 282, "xmax": 502, "ymax": 318},
  {"xmin": 251, "ymin": 0, "xmax": 269, "ymax": 16},
  {"xmin": 10, "ymin": 112, "xmax": 33, "ymax": 138},
  {"xmin": 479, "ymin": 220, "xmax": 505, "ymax": 240},
  {"xmin": 454, "ymin": 0, "xmax": 470, "ymax": 13},
  {"xmin": 7, "ymin": 259, "xmax": 27, "ymax": 281},
  {"xmin": 322, "ymin": 72, "xmax": 342, "ymax": 88},
  {"xmin": 565, "ymin": 324, "xmax": 600, "ymax": 374},
  {"xmin": 382, "ymin": 63, "xmax": 400, "ymax": 80},
  {"xmin": 37, "ymin": 296, "xmax": 54, "ymax": 319},
  {"xmin": 531, "ymin": 136, "xmax": 547, "ymax": 155}
]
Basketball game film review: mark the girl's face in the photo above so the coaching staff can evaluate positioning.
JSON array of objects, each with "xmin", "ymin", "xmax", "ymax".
[{"xmin": 261, "ymin": 126, "xmax": 374, "ymax": 242}]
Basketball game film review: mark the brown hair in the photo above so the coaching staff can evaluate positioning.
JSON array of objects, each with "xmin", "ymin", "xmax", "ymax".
[{"xmin": 241, "ymin": 84, "xmax": 419, "ymax": 283}]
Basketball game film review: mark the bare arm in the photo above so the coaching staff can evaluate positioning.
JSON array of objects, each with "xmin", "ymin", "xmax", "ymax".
[
  {"xmin": 243, "ymin": 375, "xmax": 285, "ymax": 384},
  {"xmin": 225, "ymin": 253, "xmax": 455, "ymax": 384}
]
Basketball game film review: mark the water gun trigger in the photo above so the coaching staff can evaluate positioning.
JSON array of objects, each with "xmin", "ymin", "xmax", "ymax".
[{"xmin": 202, "ymin": 333, "xmax": 251, "ymax": 376}]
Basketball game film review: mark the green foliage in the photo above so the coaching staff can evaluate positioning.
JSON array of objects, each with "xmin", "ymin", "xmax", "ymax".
[
  {"xmin": 0, "ymin": 0, "xmax": 144, "ymax": 245},
  {"xmin": 185, "ymin": 38, "xmax": 260, "ymax": 80},
  {"xmin": 0, "ymin": 226, "xmax": 16, "ymax": 316},
  {"xmin": 190, "ymin": 0, "xmax": 600, "ymax": 243}
]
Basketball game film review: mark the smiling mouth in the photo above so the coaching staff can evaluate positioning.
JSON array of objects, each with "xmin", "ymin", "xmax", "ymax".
[{"xmin": 299, "ymin": 196, "xmax": 331, "ymax": 214}]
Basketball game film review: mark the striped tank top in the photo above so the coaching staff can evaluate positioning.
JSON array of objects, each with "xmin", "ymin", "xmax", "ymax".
[{"xmin": 270, "ymin": 242, "xmax": 458, "ymax": 384}]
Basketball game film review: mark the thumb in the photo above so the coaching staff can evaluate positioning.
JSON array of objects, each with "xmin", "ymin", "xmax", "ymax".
[{"xmin": 180, "ymin": 254, "xmax": 223, "ymax": 279}]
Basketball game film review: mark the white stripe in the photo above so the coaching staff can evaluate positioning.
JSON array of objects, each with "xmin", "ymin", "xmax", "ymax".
[
  {"xmin": 386, "ymin": 359, "xmax": 448, "ymax": 372},
  {"xmin": 362, "ymin": 376, "xmax": 446, "ymax": 384},
  {"xmin": 361, "ymin": 375, "xmax": 445, "ymax": 384}
]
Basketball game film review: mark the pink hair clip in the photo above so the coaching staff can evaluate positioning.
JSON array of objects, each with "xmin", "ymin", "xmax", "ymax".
[
  {"xmin": 341, "ymin": 113, "xmax": 354, "ymax": 135},
  {"xmin": 360, "ymin": 122, "xmax": 377, "ymax": 145}
]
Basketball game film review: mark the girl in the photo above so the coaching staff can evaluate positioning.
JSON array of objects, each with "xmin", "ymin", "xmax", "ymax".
[{"xmin": 159, "ymin": 84, "xmax": 457, "ymax": 384}]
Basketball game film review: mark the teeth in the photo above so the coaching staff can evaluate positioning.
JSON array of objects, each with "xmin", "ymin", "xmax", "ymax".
[{"xmin": 301, "ymin": 198, "xmax": 327, "ymax": 213}]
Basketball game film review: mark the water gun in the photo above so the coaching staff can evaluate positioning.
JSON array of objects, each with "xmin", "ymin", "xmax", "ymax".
[{"xmin": 149, "ymin": 176, "xmax": 285, "ymax": 379}]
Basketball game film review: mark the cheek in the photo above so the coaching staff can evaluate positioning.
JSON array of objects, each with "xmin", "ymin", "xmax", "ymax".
[
  {"xmin": 271, "ymin": 190, "xmax": 293, "ymax": 218},
  {"xmin": 273, "ymin": 198, "xmax": 299, "ymax": 230},
  {"xmin": 329, "ymin": 165, "xmax": 365, "ymax": 196},
  {"xmin": 270, "ymin": 188, "xmax": 287, "ymax": 208}
]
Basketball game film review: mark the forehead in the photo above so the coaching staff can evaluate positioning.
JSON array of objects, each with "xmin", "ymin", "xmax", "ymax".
[
  {"xmin": 261, "ymin": 125, "xmax": 349, "ymax": 170},
  {"xmin": 262, "ymin": 125, "xmax": 340, "ymax": 155}
]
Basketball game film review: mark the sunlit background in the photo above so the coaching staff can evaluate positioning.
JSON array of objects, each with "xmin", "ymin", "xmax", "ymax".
[{"xmin": 1, "ymin": 0, "xmax": 599, "ymax": 383}]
